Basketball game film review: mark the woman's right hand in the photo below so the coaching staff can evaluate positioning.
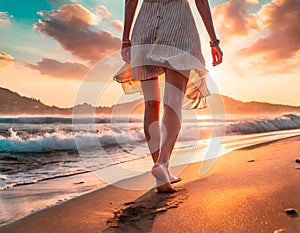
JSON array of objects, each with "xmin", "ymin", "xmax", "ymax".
[
  {"xmin": 211, "ymin": 45, "xmax": 223, "ymax": 66},
  {"xmin": 121, "ymin": 43, "xmax": 131, "ymax": 64}
]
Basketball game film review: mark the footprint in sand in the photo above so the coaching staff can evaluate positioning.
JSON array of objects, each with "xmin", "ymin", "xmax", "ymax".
[{"xmin": 106, "ymin": 187, "xmax": 188, "ymax": 230}]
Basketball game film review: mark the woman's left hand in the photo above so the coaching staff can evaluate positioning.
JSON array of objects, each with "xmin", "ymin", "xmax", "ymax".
[{"xmin": 211, "ymin": 45, "xmax": 223, "ymax": 66}]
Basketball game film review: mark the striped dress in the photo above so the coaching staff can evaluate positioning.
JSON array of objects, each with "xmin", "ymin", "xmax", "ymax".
[{"xmin": 113, "ymin": 0, "xmax": 210, "ymax": 109}]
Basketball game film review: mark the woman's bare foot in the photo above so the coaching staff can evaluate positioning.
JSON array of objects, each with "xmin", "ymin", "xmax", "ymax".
[
  {"xmin": 163, "ymin": 162, "xmax": 182, "ymax": 184},
  {"xmin": 151, "ymin": 163, "xmax": 177, "ymax": 193},
  {"xmin": 169, "ymin": 174, "xmax": 182, "ymax": 184},
  {"xmin": 156, "ymin": 183, "xmax": 177, "ymax": 193}
]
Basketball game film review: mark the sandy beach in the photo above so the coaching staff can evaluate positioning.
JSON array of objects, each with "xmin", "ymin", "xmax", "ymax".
[{"xmin": 1, "ymin": 135, "xmax": 299, "ymax": 233}]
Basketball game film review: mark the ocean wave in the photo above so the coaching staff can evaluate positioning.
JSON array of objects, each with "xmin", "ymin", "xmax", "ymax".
[
  {"xmin": 0, "ymin": 128, "xmax": 145, "ymax": 153},
  {"xmin": 226, "ymin": 114, "xmax": 300, "ymax": 134},
  {"xmin": 0, "ymin": 114, "xmax": 299, "ymax": 153}
]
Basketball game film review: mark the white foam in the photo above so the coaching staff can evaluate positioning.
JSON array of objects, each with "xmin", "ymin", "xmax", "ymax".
[
  {"xmin": 0, "ymin": 114, "xmax": 299, "ymax": 153},
  {"xmin": 0, "ymin": 128, "xmax": 145, "ymax": 153}
]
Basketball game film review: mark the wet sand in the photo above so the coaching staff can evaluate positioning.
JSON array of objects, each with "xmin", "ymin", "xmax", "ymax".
[{"xmin": 1, "ymin": 136, "xmax": 299, "ymax": 233}]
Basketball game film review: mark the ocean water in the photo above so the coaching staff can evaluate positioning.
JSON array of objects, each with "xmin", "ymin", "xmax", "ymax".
[
  {"xmin": 0, "ymin": 113, "xmax": 300, "ymax": 225},
  {"xmin": 0, "ymin": 113, "xmax": 300, "ymax": 190}
]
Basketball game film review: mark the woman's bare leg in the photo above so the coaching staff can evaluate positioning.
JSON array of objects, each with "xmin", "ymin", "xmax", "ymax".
[
  {"xmin": 140, "ymin": 77, "xmax": 161, "ymax": 163},
  {"xmin": 152, "ymin": 68, "xmax": 189, "ymax": 192},
  {"xmin": 157, "ymin": 69, "xmax": 189, "ymax": 182},
  {"xmin": 156, "ymin": 68, "xmax": 189, "ymax": 170},
  {"xmin": 141, "ymin": 76, "xmax": 182, "ymax": 186}
]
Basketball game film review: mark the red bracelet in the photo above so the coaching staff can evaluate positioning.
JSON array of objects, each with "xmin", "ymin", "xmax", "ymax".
[{"xmin": 210, "ymin": 39, "xmax": 220, "ymax": 47}]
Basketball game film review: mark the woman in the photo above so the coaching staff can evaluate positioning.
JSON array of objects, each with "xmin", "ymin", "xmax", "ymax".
[{"xmin": 113, "ymin": 0, "xmax": 223, "ymax": 193}]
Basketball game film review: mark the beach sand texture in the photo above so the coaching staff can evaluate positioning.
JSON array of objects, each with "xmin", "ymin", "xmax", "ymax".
[{"xmin": 0, "ymin": 136, "xmax": 299, "ymax": 233}]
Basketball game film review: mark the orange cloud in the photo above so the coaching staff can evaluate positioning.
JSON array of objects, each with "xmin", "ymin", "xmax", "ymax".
[
  {"xmin": 34, "ymin": 4, "xmax": 120, "ymax": 64},
  {"xmin": 24, "ymin": 58, "xmax": 90, "ymax": 80},
  {"xmin": 37, "ymin": 4, "xmax": 99, "ymax": 27},
  {"xmin": 110, "ymin": 20, "xmax": 123, "ymax": 32},
  {"xmin": 240, "ymin": 0, "xmax": 300, "ymax": 59},
  {"xmin": 0, "ymin": 52, "xmax": 14, "ymax": 67},
  {"xmin": 213, "ymin": 0, "xmax": 259, "ymax": 40},
  {"xmin": 238, "ymin": 0, "xmax": 300, "ymax": 73},
  {"xmin": 245, "ymin": 0, "xmax": 259, "ymax": 4}
]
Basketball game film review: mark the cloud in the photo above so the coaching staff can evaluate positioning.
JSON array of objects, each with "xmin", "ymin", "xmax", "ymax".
[
  {"xmin": 24, "ymin": 58, "xmax": 90, "ymax": 80},
  {"xmin": 96, "ymin": 5, "xmax": 111, "ymax": 20},
  {"xmin": 110, "ymin": 20, "xmax": 123, "ymax": 32},
  {"xmin": 238, "ymin": 0, "xmax": 300, "ymax": 73},
  {"xmin": 245, "ymin": 0, "xmax": 259, "ymax": 4},
  {"xmin": 0, "ymin": 12, "xmax": 12, "ymax": 27},
  {"xmin": 0, "ymin": 52, "xmax": 14, "ymax": 67},
  {"xmin": 213, "ymin": 0, "xmax": 259, "ymax": 40},
  {"xmin": 37, "ymin": 4, "xmax": 99, "ymax": 27},
  {"xmin": 34, "ymin": 4, "xmax": 120, "ymax": 64},
  {"xmin": 240, "ymin": 0, "xmax": 300, "ymax": 59}
]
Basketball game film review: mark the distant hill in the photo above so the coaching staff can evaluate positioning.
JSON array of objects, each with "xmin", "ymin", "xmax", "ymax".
[
  {"xmin": 206, "ymin": 94, "xmax": 300, "ymax": 116},
  {"xmin": 0, "ymin": 88, "xmax": 64, "ymax": 115},
  {"xmin": 0, "ymin": 87, "xmax": 111, "ymax": 115},
  {"xmin": 0, "ymin": 87, "xmax": 299, "ymax": 116},
  {"xmin": 110, "ymin": 94, "xmax": 300, "ymax": 116}
]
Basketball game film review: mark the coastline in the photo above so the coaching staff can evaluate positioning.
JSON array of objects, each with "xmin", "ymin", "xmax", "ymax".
[
  {"xmin": 1, "ymin": 129, "xmax": 300, "ymax": 227},
  {"xmin": 1, "ymin": 135, "xmax": 299, "ymax": 232}
]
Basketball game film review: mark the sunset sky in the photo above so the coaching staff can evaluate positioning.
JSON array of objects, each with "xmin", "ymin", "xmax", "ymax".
[{"xmin": 0, "ymin": 0, "xmax": 299, "ymax": 108}]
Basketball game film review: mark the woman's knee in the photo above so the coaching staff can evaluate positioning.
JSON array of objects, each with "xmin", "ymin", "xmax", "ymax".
[
  {"xmin": 144, "ymin": 100, "xmax": 160, "ymax": 110},
  {"xmin": 163, "ymin": 93, "xmax": 183, "ymax": 119}
]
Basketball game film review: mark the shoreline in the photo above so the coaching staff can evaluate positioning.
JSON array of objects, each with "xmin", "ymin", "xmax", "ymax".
[
  {"xmin": 1, "ymin": 130, "xmax": 299, "ymax": 226},
  {"xmin": 0, "ymin": 170, "xmax": 107, "ymax": 226},
  {"xmin": 0, "ymin": 135, "xmax": 299, "ymax": 232}
]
